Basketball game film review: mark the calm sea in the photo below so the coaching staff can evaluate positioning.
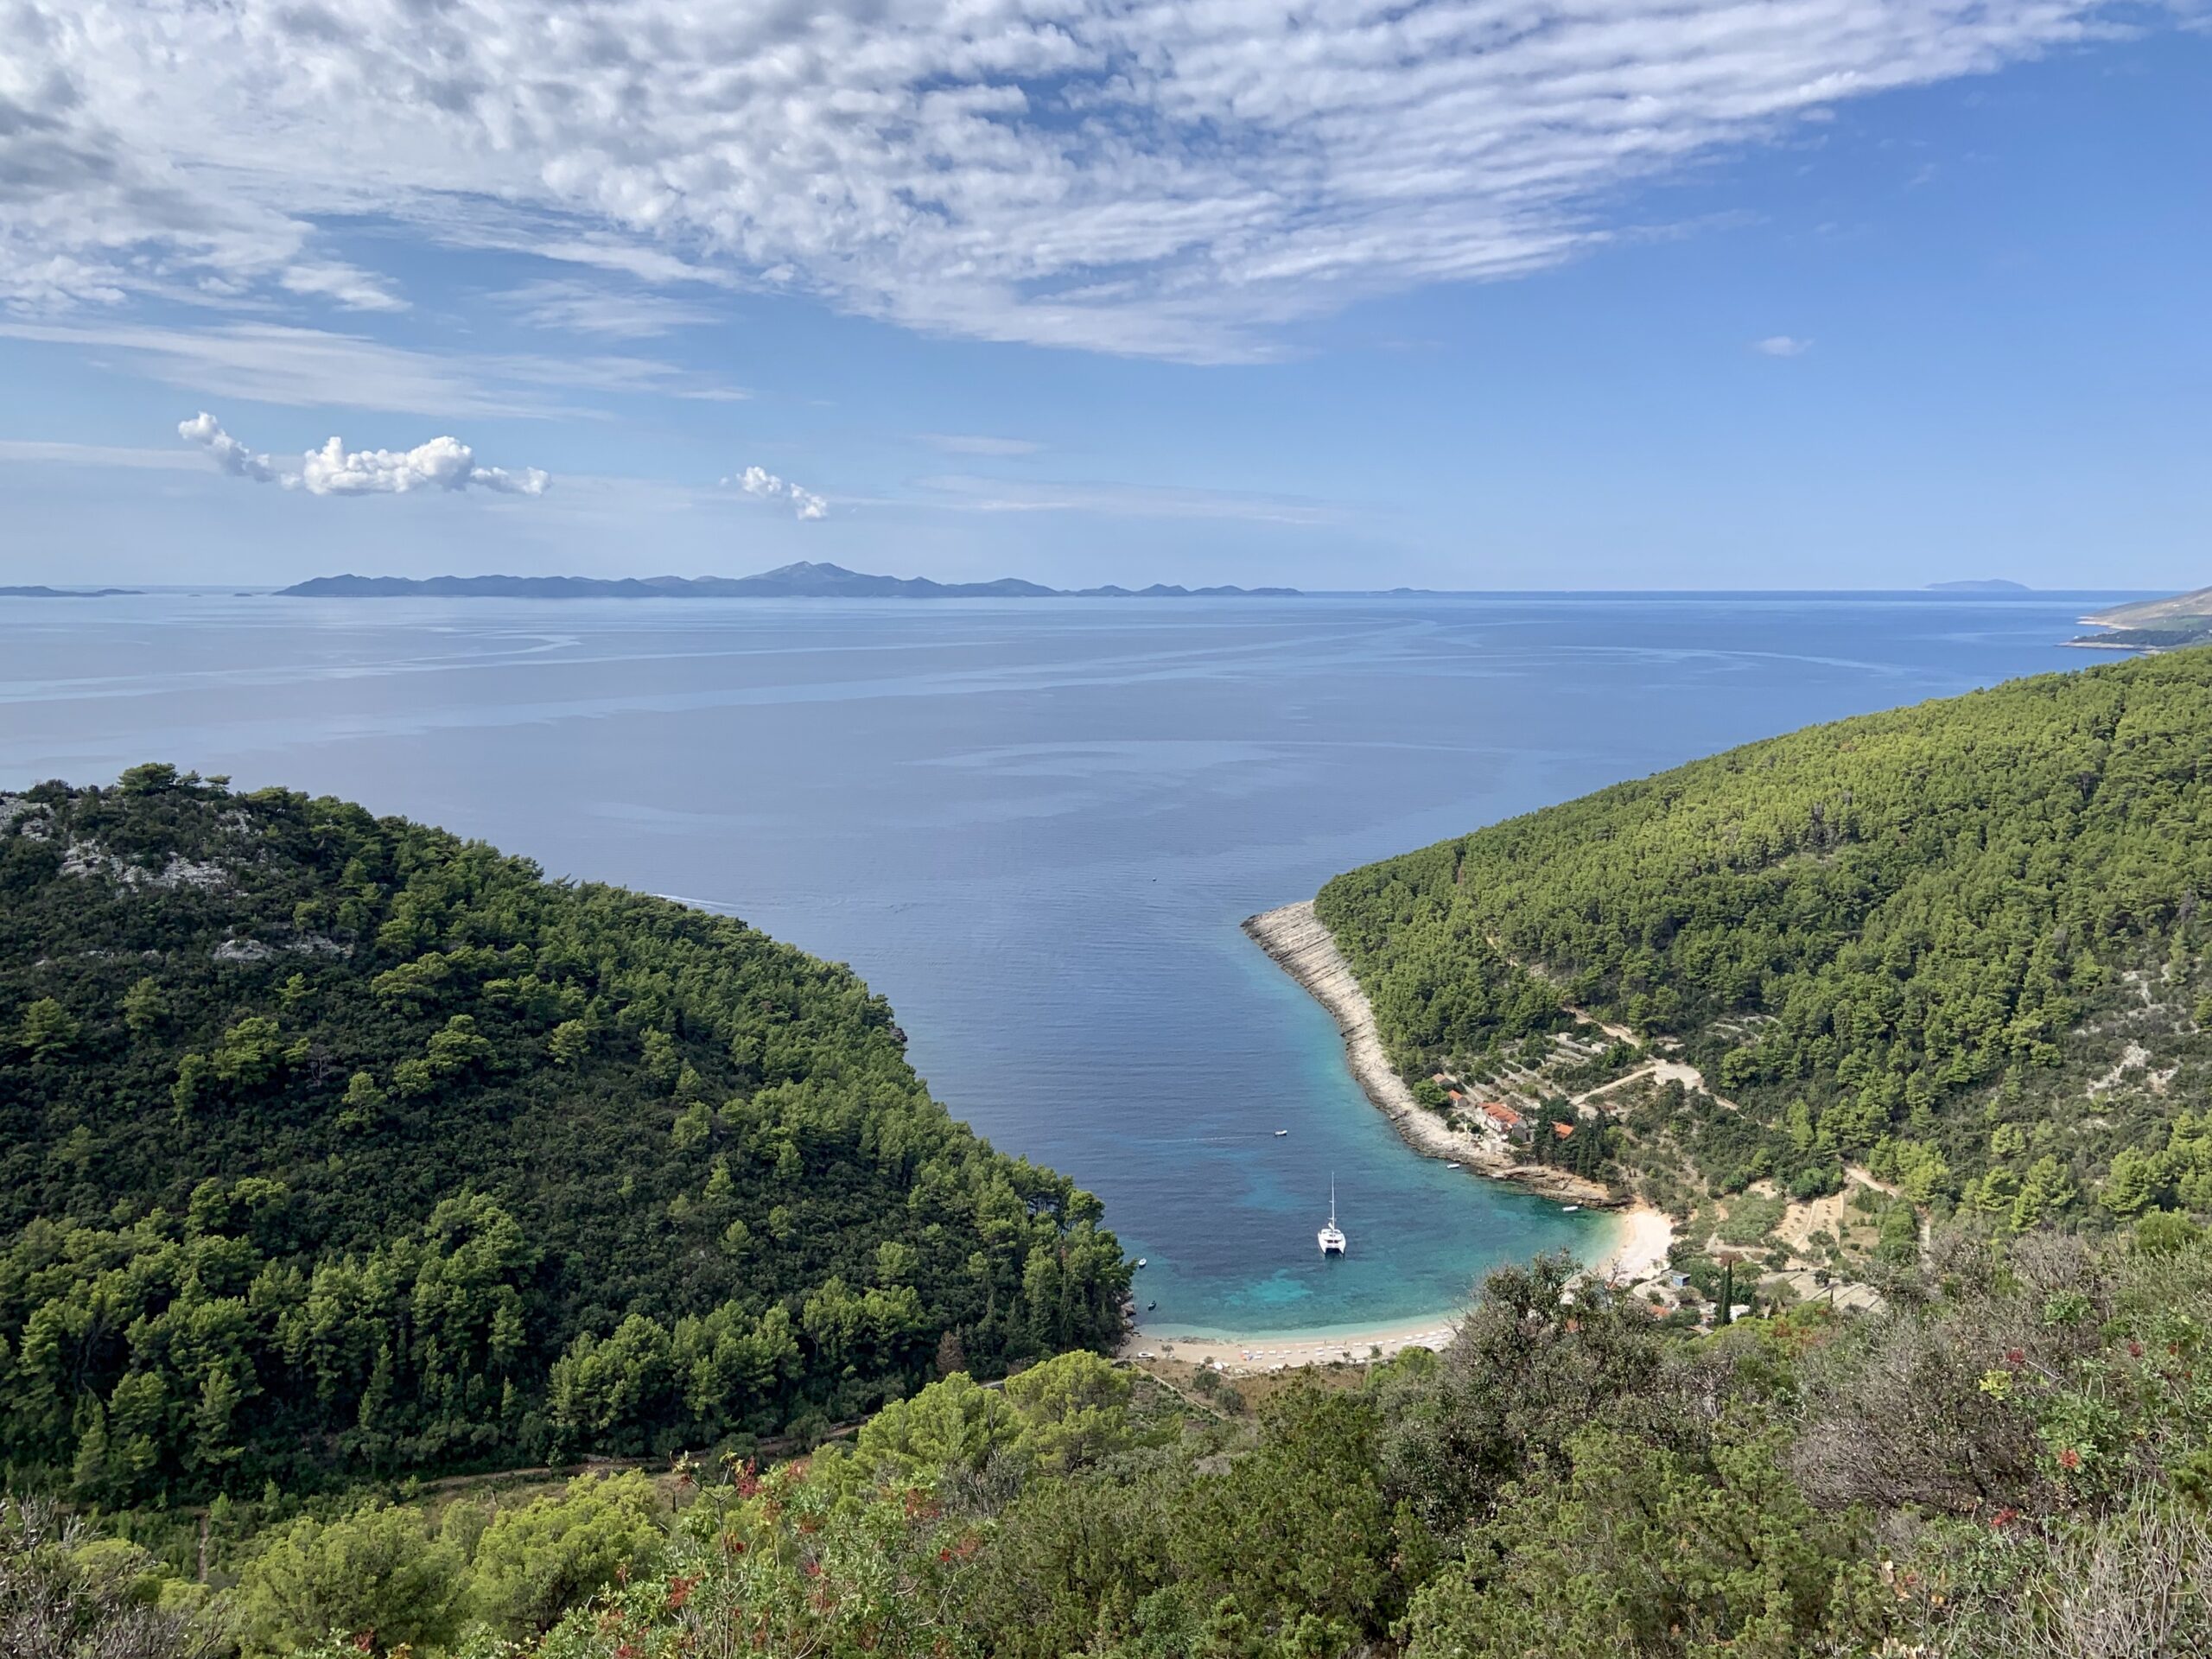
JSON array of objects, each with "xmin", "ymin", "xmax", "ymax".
[{"xmin": 0, "ymin": 590, "xmax": 2132, "ymax": 1335}]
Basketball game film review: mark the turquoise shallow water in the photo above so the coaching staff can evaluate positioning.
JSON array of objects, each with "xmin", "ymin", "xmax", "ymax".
[{"xmin": 0, "ymin": 589, "xmax": 2133, "ymax": 1332}]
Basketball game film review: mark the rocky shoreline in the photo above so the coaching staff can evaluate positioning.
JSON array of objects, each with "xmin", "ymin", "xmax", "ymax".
[{"xmin": 1242, "ymin": 899, "xmax": 1614, "ymax": 1208}]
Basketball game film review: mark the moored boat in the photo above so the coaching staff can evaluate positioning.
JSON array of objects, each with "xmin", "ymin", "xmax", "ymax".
[{"xmin": 1318, "ymin": 1178, "xmax": 1347, "ymax": 1255}]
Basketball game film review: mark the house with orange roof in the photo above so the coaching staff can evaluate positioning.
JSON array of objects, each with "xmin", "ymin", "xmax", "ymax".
[{"xmin": 1478, "ymin": 1100, "xmax": 1531, "ymax": 1143}]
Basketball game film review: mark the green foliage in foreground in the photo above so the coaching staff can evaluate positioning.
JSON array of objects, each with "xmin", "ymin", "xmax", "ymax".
[
  {"xmin": 0, "ymin": 768, "xmax": 1127, "ymax": 1502},
  {"xmin": 24, "ymin": 1224, "xmax": 2212, "ymax": 1658},
  {"xmin": 1317, "ymin": 649, "xmax": 2212, "ymax": 1206}
]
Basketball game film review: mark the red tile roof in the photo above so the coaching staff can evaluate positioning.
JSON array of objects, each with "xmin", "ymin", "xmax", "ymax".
[{"xmin": 1480, "ymin": 1101, "xmax": 1521, "ymax": 1128}]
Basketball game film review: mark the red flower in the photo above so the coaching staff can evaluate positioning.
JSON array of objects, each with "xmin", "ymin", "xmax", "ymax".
[
  {"xmin": 2128, "ymin": 1339, "xmax": 2145, "ymax": 1357},
  {"xmin": 2058, "ymin": 1447, "xmax": 2082, "ymax": 1471},
  {"xmin": 1989, "ymin": 1507, "xmax": 2020, "ymax": 1529},
  {"xmin": 2005, "ymin": 1348, "xmax": 2025, "ymax": 1366}
]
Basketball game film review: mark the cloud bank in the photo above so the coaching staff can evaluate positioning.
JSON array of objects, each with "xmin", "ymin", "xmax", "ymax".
[
  {"xmin": 1755, "ymin": 335, "xmax": 1815, "ymax": 358},
  {"xmin": 731, "ymin": 466, "xmax": 829, "ymax": 520},
  {"xmin": 177, "ymin": 413, "xmax": 550, "ymax": 496},
  {"xmin": 6, "ymin": 0, "xmax": 2111, "ymax": 359}
]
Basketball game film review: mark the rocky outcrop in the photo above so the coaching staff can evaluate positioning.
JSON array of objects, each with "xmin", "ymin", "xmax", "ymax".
[{"xmin": 62, "ymin": 842, "xmax": 230, "ymax": 891}]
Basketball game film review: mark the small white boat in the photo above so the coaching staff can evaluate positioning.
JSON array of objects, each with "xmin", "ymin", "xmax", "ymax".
[
  {"xmin": 1135, "ymin": 1257, "xmax": 1147, "ymax": 1268},
  {"xmin": 1318, "ymin": 1177, "xmax": 1347, "ymax": 1255},
  {"xmin": 1560, "ymin": 1205, "xmax": 1580, "ymax": 1213},
  {"xmin": 1274, "ymin": 1129, "xmax": 1288, "ymax": 1137},
  {"xmin": 1445, "ymin": 1161, "xmax": 1460, "ymax": 1170}
]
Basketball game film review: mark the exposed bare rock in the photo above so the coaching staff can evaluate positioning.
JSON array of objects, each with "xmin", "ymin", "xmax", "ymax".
[
  {"xmin": 3, "ymin": 797, "xmax": 54, "ymax": 840},
  {"xmin": 213, "ymin": 933, "xmax": 351, "ymax": 963},
  {"xmin": 59, "ymin": 841, "xmax": 231, "ymax": 892}
]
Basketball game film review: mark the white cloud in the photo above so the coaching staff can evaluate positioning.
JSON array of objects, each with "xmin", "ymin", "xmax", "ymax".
[
  {"xmin": 278, "ymin": 262, "xmax": 409, "ymax": 313},
  {"xmin": 1, "ymin": 0, "xmax": 2115, "ymax": 359},
  {"xmin": 178, "ymin": 412, "xmax": 549, "ymax": 496},
  {"xmin": 729, "ymin": 465, "xmax": 830, "ymax": 520},
  {"xmin": 1754, "ymin": 335, "xmax": 1814, "ymax": 357},
  {"xmin": 505, "ymin": 279, "xmax": 717, "ymax": 340},
  {"xmin": 176, "ymin": 410, "xmax": 279, "ymax": 482},
  {"xmin": 920, "ymin": 434, "xmax": 1046, "ymax": 456},
  {"xmin": 299, "ymin": 434, "xmax": 549, "ymax": 496},
  {"xmin": 0, "ymin": 320, "xmax": 732, "ymax": 416}
]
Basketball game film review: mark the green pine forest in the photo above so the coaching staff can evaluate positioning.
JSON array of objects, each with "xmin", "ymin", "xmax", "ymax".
[
  {"xmin": 14, "ymin": 650, "xmax": 2212, "ymax": 1657},
  {"xmin": 1318, "ymin": 647, "xmax": 2212, "ymax": 1228},
  {"xmin": 0, "ymin": 767, "xmax": 1127, "ymax": 1507}
]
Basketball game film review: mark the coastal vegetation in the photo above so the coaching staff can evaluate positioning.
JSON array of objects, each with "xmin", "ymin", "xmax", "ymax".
[
  {"xmin": 0, "ymin": 767, "xmax": 1126, "ymax": 1506},
  {"xmin": 14, "ymin": 1221, "xmax": 2212, "ymax": 1656},
  {"xmin": 1316, "ymin": 649, "xmax": 2212, "ymax": 1239}
]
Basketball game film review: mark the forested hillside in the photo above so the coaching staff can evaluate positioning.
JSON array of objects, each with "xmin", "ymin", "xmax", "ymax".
[
  {"xmin": 1317, "ymin": 650, "xmax": 2212, "ymax": 1217},
  {"xmin": 0, "ymin": 767, "xmax": 1126, "ymax": 1503}
]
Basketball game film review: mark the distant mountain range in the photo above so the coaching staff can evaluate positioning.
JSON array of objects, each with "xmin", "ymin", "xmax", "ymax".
[
  {"xmin": 278, "ymin": 563, "xmax": 1305, "ymax": 601},
  {"xmin": 2069, "ymin": 582, "xmax": 2212, "ymax": 652}
]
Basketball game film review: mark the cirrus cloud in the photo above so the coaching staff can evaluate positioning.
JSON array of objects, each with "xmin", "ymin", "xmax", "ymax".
[
  {"xmin": 177, "ymin": 412, "xmax": 550, "ymax": 496},
  {"xmin": 4, "ymin": 0, "xmax": 2118, "ymax": 360}
]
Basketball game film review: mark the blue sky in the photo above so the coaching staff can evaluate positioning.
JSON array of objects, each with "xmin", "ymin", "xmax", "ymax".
[{"xmin": 2, "ymin": 0, "xmax": 2205, "ymax": 590}]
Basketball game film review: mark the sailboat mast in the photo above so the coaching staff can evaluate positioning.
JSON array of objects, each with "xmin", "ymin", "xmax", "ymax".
[{"xmin": 1319, "ymin": 1174, "xmax": 1347, "ymax": 1255}]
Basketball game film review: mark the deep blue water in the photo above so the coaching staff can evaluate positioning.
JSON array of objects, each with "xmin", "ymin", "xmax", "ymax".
[{"xmin": 0, "ymin": 590, "xmax": 2135, "ymax": 1334}]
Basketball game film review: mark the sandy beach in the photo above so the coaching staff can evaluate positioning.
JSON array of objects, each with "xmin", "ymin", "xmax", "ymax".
[
  {"xmin": 1593, "ymin": 1202, "xmax": 1675, "ymax": 1285},
  {"xmin": 1123, "ymin": 1202, "xmax": 1679, "ymax": 1376},
  {"xmin": 1126, "ymin": 1313, "xmax": 1463, "ymax": 1373}
]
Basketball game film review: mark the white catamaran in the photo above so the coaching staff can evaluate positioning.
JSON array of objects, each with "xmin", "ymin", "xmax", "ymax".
[{"xmin": 1318, "ymin": 1178, "xmax": 1347, "ymax": 1255}]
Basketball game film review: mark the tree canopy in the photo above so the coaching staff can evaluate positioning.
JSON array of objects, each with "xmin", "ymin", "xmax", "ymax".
[
  {"xmin": 0, "ymin": 768, "xmax": 1127, "ymax": 1501},
  {"xmin": 1317, "ymin": 650, "xmax": 2212, "ymax": 1210}
]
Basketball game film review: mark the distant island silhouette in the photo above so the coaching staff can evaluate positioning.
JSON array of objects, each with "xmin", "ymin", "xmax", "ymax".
[
  {"xmin": 279, "ymin": 563, "xmax": 1305, "ymax": 601},
  {"xmin": 1924, "ymin": 579, "xmax": 2030, "ymax": 592},
  {"xmin": 0, "ymin": 586, "xmax": 142, "ymax": 598}
]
